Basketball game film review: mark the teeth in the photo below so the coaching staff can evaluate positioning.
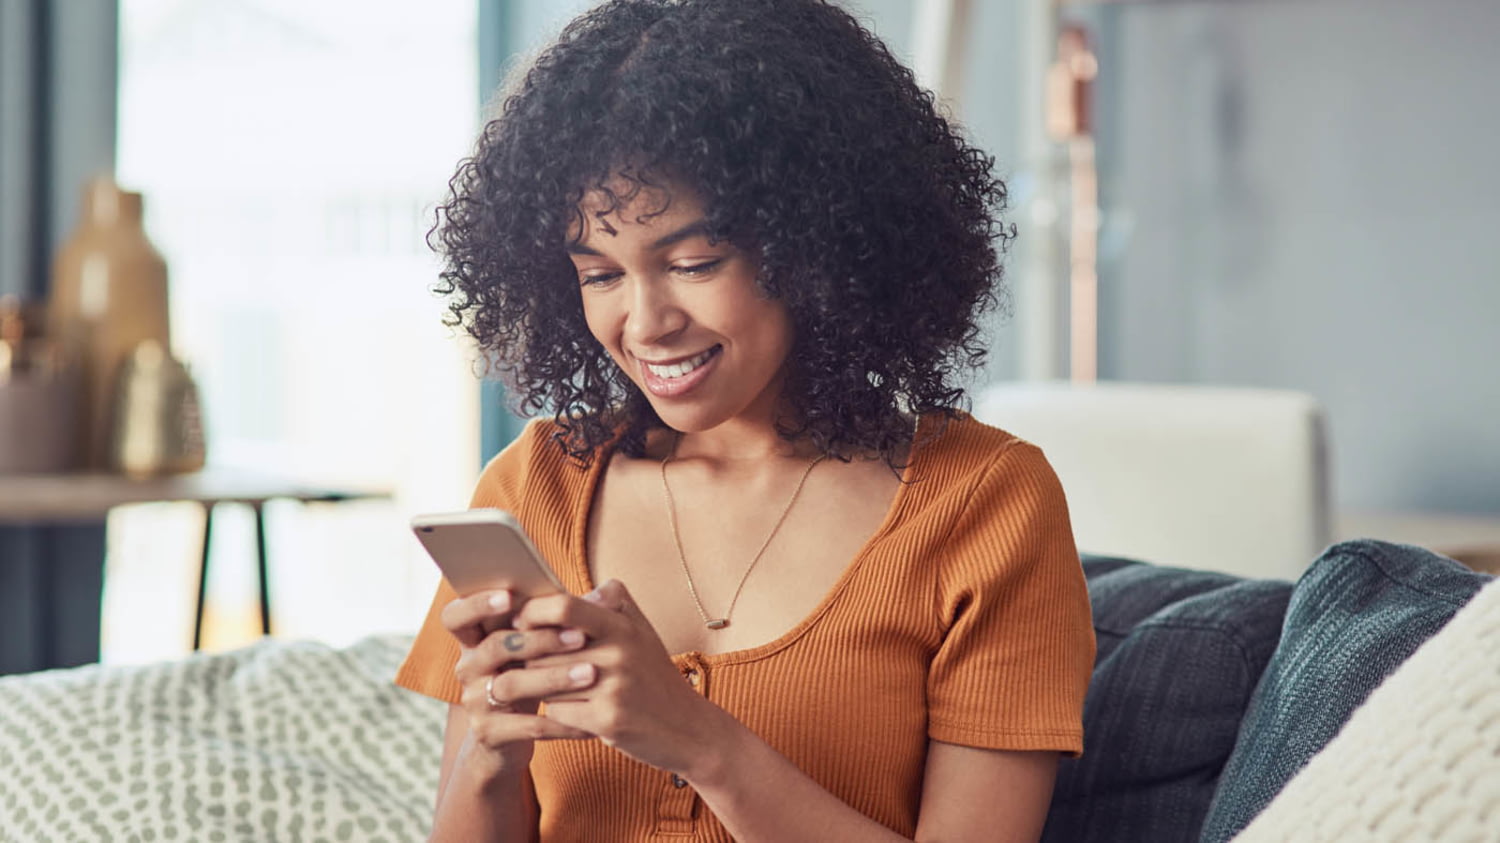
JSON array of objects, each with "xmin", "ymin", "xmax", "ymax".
[{"xmin": 644, "ymin": 348, "xmax": 715, "ymax": 379}]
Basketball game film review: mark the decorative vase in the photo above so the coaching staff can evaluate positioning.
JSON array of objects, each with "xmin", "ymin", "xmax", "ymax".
[
  {"xmin": 108, "ymin": 339, "xmax": 206, "ymax": 477},
  {"xmin": 0, "ymin": 297, "xmax": 77, "ymax": 474},
  {"xmin": 47, "ymin": 177, "xmax": 172, "ymax": 471}
]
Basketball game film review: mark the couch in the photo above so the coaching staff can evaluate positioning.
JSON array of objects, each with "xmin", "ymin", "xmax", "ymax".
[
  {"xmin": 1046, "ymin": 539, "xmax": 1494, "ymax": 841},
  {"xmin": 0, "ymin": 539, "xmax": 1493, "ymax": 842}
]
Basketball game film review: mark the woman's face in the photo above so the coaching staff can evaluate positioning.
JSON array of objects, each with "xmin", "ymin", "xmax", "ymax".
[{"xmin": 567, "ymin": 182, "xmax": 793, "ymax": 435}]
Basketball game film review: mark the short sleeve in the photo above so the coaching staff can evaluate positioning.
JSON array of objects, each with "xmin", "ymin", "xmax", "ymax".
[
  {"xmin": 926, "ymin": 440, "xmax": 1095, "ymax": 757},
  {"xmin": 393, "ymin": 419, "xmax": 550, "ymax": 703}
]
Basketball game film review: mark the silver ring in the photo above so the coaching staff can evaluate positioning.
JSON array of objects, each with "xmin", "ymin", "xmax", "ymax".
[{"xmin": 484, "ymin": 674, "xmax": 509, "ymax": 711}]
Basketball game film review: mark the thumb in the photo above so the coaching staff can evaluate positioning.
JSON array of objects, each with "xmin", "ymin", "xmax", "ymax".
[{"xmin": 586, "ymin": 578, "xmax": 647, "ymax": 623}]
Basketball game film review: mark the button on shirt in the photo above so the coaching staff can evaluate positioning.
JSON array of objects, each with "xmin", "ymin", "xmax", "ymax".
[{"xmin": 655, "ymin": 653, "xmax": 710, "ymax": 834}]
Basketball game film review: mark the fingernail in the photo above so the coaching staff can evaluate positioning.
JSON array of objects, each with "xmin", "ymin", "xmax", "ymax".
[
  {"xmin": 489, "ymin": 592, "xmax": 510, "ymax": 612},
  {"xmin": 583, "ymin": 589, "xmax": 603, "ymax": 603},
  {"xmin": 568, "ymin": 663, "xmax": 594, "ymax": 684},
  {"xmin": 559, "ymin": 629, "xmax": 585, "ymax": 647}
]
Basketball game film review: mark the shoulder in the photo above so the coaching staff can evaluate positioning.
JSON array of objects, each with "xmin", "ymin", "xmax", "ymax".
[
  {"xmin": 910, "ymin": 411, "xmax": 1065, "ymax": 511},
  {"xmin": 469, "ymin": 418, "xmax": 592, "ymax": 511},
  {"xmin": 907, "ymin": 413, "xmax": 1076, "ymax": 589}
]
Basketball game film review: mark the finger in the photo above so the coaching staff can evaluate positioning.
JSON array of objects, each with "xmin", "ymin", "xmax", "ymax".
[
  {"xmin": 469, "ymin": 711, "xmax": 594, "ymax": 746},
  {"xmin": 477, "ymin": 627, "xmax": 588, "ymax": 667},
  {"xmin": 455, "ymin": 622, "xmax": 584, "ymax": 684},
  {"xmin": 486, "ymin": 662, "xmax": 598, "ymax": 707},
  {"xmin": 589, "ymin": 579, "xmax": 648, "ymax": 625},
  {"xmin": 459, "ymin": 672, "xmax": 535, "ymax": 719},
  {"xmin": 514, "ymin": 592, "xmax": 622, "ymax": 636},
  {"xmin": 539, "ymin": 699, "xmax": 607, "ymax": 742},
  {"xmin": 455, "ymin": 645, "xmax": 517, "ymax": 685},
  {"xmin": 440, "ymin": 589, "xmax": 516, "ymax": 649}
]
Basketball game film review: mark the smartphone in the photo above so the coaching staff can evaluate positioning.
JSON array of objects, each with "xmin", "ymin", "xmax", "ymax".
[{"xmin": 410, "ymin": 508, "xmax": 566, "ymax": 598}]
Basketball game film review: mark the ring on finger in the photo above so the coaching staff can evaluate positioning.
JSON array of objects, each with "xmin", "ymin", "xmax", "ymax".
[{"xmin": 485, "ymin": 674, "xmax": 511, "ymax": 711}]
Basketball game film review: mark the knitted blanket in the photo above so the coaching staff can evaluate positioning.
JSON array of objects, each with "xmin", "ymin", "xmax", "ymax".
[
  {"xmin": 0, "ymin": 636, "xmax": 443, "ymax": 843},
  {"xmin": 1232, "ymin": 579, "xmax": 1500, "ymax": 841}
]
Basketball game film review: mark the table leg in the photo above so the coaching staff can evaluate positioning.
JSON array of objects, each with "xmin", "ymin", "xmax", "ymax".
[
  {"xmin": 193, "ymin": 503, "xmax": 214, "ymax": 651},
  {"xmin": 254, "ymin": 502, "xmax": 272, "ymax": 636}
]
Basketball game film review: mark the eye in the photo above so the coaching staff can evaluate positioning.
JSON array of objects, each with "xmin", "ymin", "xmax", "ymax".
[
  {"xmin": 579, "ymin": 270, "xmax": 622, "ymax": 288},
  {"xmin": 673, "ymin": 259, "xmax": 722, "ymax": 277}
]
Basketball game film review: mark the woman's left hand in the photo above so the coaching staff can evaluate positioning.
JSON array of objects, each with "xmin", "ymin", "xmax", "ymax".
[{"xmin": 513, "ymin": 579, "xmax": 737, "ymax": 776}]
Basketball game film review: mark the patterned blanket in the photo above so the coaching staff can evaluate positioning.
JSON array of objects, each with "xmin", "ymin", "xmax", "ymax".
[{"xmin": 0, "ymin": 636, "xmax": 443, "ymax": 843}]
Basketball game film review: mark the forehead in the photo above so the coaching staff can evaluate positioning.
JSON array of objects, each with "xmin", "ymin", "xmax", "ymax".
[{"xmin": 570, "ymin": 176, "xmax": 707, "ymax": 243}]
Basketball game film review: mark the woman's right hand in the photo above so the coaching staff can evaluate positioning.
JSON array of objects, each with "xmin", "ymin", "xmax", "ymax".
[{"xmin": 441, "ymin": 589, "xmax": 597, "ymax": 763}]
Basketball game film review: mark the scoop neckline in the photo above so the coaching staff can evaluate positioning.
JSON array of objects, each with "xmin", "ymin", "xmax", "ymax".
[{"xmin": 568, "ymin": 414, "xmax": 934, "ymax": 666}]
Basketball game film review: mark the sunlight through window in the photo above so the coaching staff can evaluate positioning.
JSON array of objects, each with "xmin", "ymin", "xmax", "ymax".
[{"xmin": 106, "ymin": 0, "xmax": 481, "ymax": 663}]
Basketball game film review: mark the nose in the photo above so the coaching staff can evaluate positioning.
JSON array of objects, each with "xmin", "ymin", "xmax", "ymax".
[{"xmin": 622, "ymin": 274, "xmax": 687, "ymax": 348}]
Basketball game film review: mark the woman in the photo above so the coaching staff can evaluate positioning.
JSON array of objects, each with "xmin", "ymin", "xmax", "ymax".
[{"xmin": 395, "ymin": 1, "xmax": 1095, "ymax": 840}]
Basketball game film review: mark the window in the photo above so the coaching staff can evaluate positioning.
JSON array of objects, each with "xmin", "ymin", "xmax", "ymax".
[{"xmin": 107, "ymin": 0, "xmax": 480, "ymax": 663}]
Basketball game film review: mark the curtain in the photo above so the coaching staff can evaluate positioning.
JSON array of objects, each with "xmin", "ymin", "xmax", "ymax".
[{"xmin": 0, "ymin": 0, "xmax": 118, "ymax": 674}]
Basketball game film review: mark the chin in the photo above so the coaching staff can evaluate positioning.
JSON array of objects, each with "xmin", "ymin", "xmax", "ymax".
[
  {"xmin": 648, "ymin": 407, "xmax": 723, "ymax": 434},
  {"xmin": 641, "ymin": 396, "xmax": 750, "ymax": 434}
]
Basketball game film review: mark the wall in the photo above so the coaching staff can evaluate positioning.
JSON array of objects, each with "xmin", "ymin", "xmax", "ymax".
[
  {"xmin": 0, "ymin": 0, "xmax": 116, "ymax": 298},
  {"xmin": 1093, "ymin": 0, "xmax": 1500, "ymax": 514},
  {"xmin": 477, "ymin": 2, "xmax": 1500, "ymax": 517},
  {"xmin": 845, "ymin": 0, "xmax": 1030, "ymax": 385}
]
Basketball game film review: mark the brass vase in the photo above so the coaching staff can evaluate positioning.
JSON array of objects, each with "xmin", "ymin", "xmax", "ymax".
[
  {"xmin": 108, "ymin": 339, "xmax": 205, "ymax": 477},
  {"xmin": 48, "ymin": 177, "xmax": 172, "ymax": 471}
]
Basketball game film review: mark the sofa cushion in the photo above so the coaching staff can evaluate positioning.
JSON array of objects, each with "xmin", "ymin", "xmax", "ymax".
[
  {"xmin": 1228, "ymin": 578, "xmax": 1500, "ymax": 841},
  {"xmin": 1042, "ymin": 556, "xmax": 1292, "ymax": 843},
  {"xmin": 1201, "ymin": 539, "xmax": 1494, "ymax": 842}
]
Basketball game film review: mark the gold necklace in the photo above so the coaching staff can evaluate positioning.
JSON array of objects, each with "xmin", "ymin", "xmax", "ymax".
[{"xmin": 659, "ymin": 435, "xmax": 826, "ymax": 630}]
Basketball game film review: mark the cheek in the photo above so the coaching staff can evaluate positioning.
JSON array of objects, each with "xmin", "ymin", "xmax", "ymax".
[
  {"xmin": 580, "ymin": 301, "xmax": 634, "ymax": 375},
  {"xmin": 579, "ymin": 298, "xmax": 616, "ymax": 350},
  {"xmin": 747, "ymin": 303, "xmax": 795, "ymax": 366}
]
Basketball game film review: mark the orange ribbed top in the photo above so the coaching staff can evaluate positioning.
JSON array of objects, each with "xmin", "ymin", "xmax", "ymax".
[{"xmin": 396, "ymin": 412, "xmax": 1095, "ymax": 841}]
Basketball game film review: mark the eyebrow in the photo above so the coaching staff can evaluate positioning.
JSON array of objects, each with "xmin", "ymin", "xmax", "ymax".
[{"xmin": 566, "ymin": 220, "xmax": 714, "ymax": 256}]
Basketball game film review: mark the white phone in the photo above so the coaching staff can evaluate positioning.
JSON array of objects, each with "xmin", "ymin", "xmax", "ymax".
[{"xmin": 410, "ymin": 508, "xmax": 566, "ymax": 598}]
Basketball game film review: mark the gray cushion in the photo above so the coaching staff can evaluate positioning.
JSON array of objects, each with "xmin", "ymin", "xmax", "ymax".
[
  {"xmin": 1200, "ymin": 540, "xmax": 1494, "ymax": 842},
  {"xmin": 1042, "ymin": 556, "xmax": 1292, "ymax": 843}
]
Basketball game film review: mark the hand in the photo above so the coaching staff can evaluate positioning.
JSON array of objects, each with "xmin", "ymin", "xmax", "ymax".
[
  {"xmin": 514, "ymin": 580, "xmax": 740, "ymax": 777},
  {"xmin": 441, "ymin": 589, "xmax": 597, "ymax": 760}
]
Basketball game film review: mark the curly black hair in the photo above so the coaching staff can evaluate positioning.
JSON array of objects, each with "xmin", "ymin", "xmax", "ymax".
[{"xmin": 432, "ymin": 0, "xmax": 1014, "ymax": 465}]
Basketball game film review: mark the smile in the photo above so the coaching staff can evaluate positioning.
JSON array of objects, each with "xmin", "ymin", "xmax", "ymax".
[
  {"xmin": 637, "ymin": 345, "xmax": 723, "ymax": 398},
  {"xmin": 641, "ymin": 346, "xmax": 719, "ymax": 380}
]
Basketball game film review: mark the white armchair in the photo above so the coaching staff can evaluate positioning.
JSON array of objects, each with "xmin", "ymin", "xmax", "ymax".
[{"xmin": 972, "ymin": 381, "xmax": 1333, "ymax": 580}]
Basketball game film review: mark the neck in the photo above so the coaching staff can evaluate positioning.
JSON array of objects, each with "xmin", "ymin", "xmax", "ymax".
[{"xmin": 666, "ymin": 420, "xmax": 818, "ymax": 465}]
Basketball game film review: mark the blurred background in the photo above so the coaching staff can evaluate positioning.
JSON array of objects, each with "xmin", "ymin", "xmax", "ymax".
[{"xmin": 1, "ymin": 0, "xmax": 1497, "ymax": 672}]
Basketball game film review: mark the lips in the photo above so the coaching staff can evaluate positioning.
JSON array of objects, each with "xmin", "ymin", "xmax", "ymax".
[
  {"xmin": 641, "ymin": 347, "xmax": 717, "ymax": 379},
  {"xmin": 637, "ymin": 345, "xmax": 722, "ymax": 397}
]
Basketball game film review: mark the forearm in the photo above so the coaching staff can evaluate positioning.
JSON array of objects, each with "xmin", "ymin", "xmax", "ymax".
[
  {"xmin": 429, "ymin": 737, "xmax": 537, "ymax": 843},
  {"xmin": 686, "ymin": 718, "xmax": 909, "ymax": 843}
]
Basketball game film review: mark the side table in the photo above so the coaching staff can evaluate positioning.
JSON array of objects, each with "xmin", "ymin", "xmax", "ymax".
[{"xmin": 0, "ymin": 470, "xmax": 389, "ymax": 673}]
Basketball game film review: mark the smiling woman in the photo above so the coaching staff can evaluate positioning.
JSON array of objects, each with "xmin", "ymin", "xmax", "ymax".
[
  {"xmin": 568, "ymin": 185, "xmax": 793, "ymax": 434},
  {"xmin": 396, "ymin": 2, "xmax": 1095, "ymax": 841},
  {"xmin": 432, "ymin": 1, "xmax": 1012, "ymax": 468}
]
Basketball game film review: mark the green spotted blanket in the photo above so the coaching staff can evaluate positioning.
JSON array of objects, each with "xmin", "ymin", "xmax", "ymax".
[{"xmin": 0, "ymin": 636, "xmax": 444, "ymax": 843}]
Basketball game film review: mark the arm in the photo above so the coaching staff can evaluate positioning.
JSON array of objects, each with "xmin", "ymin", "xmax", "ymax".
[
  {"xmin": 429, "ymin": 704, "xmax": 536, "ymax": 843},
  {"xmin": 914, "ymin": 743, "xmax": 1057, "ymax": 842},
  {"xmin": 688, "ymin": 729, "xmax": 1057, "ymax": 842},
  {"xmin": 520, "ymin": 581, "xmax": 1061, "ymax": 842},
  {"xmin": 427, "ymin": 591, "xmax": 594, "ymax": 843}
]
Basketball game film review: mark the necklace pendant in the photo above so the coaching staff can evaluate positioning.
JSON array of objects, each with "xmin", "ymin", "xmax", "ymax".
[{"xmin": 706, "ymin": 618, "xmax": 730, "ymax": 630}]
